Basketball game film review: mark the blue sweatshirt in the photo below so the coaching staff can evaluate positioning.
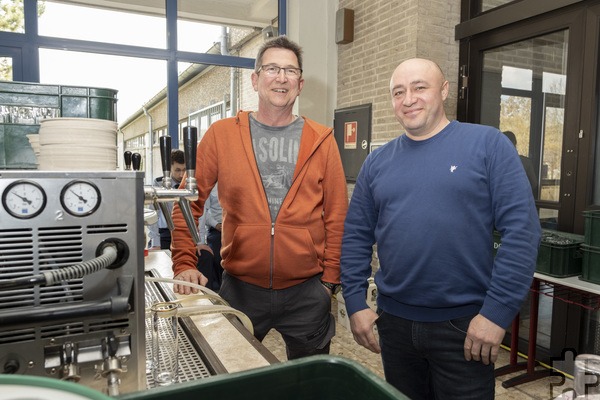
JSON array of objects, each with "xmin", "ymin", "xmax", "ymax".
[{"xmin": 341, "ymin": 120, "xmax": 541, "ymax": 329}]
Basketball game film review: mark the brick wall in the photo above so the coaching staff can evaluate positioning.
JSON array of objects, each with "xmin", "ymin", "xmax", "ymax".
[
  {"xmin": 238, "ymin": 35, "xmax": 263, "ymax": 112},
  {"xmin": 337, "ymin": 0, "xmax": 460, "ymax": 143}
]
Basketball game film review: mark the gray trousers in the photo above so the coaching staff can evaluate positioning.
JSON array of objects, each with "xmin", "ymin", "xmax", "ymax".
[{"xmin": 219, "ymin": 272, "xmax": 335, "ymax": 360}]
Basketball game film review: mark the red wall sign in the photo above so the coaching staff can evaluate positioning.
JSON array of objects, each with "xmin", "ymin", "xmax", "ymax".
[{"xmin": 344, "ymin": 121, "xmax": 357, "ymax": 149}]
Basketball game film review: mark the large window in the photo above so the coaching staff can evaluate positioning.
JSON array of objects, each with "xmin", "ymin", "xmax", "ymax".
[
  {"xmin": 38, "ymin": 2, "xmax": 167, "ymax": 48},
  {"xmin": 0, "ymin": 0, "xmax": 282, "ymax": 177},
  {"xmin": 479, "ymin": 31, "xmax": 568, "ymax": 229},
  {"xmin": 39, "ymin": 48, "xmax": 168, "ymax": 120},
  {"xmin": 0, "ymin": 0, "xmax": 280, "ymax": 125},
  {"xmin": 0, "ymin": 0, "xmax": 26, "ymax": 33}
]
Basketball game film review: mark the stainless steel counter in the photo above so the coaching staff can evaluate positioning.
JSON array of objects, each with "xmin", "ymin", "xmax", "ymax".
[{"xmin": 143, "ymin": 250, "xmax": 277, "ymax": 387}]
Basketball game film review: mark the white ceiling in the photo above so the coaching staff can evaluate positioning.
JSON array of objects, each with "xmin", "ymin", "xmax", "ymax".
[{"xmin": 54, "ymin": 0, "xmax": 278, "ymax": 28}]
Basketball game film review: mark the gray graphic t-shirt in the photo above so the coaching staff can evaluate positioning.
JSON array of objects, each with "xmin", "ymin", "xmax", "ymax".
[{"xmin": 249, "ymin": 114, "xmax": 304, "ymax": 221}]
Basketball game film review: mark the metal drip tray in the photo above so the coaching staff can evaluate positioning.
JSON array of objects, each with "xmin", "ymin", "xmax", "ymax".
[{"xmin": 144, "ymin": 278, "xmax": 213, "ymax": 387}]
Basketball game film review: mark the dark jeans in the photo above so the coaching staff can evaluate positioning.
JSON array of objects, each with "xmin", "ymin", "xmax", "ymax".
[
  {"xmin": 196, "ymin": 228, "xmax": 223, "ymax": 291},
  {"xmin": 158, "ymin": 228, "xmax": 171, "ymax": 250},
  {"xmin": 375, "ymin": 311, "xmax": 495, "ymax": 400},
  {"xmin": 219, "ymin": 272, "xmax": 334, "ymax": 360}
]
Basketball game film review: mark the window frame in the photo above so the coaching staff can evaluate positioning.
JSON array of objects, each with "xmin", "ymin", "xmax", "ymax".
[{"xmin": 0, "ymin": 0, "xmax": 287, "ymax": 148}]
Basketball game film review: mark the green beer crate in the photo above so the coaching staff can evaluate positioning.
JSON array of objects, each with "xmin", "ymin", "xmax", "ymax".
[
  {"xmin": 584, "ymin": 210, "xmax": 600, "ymax": 247},
  {"xmin": 536, "ymin": 231, "xmax": 584, "ymax": 277},
  {"xmin": 581, "ymin": 244, "xmax": 600, "ymax": 284}
]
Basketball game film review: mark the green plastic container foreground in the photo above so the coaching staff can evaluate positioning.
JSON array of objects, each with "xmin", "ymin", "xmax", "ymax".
[
  {"xmin": 120, "ymin": 355, "xmax": 408, "ymax": 400},
  {"xmin": 0, "ymin": 374, "xmax": 112, "ymax": 400}
]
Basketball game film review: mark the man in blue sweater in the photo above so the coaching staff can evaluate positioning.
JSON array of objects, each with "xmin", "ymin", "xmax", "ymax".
[{"xmin": 340, "ymin": 58, "xmax": 541, "ymax": 399}]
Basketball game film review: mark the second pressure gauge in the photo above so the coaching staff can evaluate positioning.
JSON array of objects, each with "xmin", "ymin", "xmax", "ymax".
[{"xmin": 61, "ymin": 180, "xmax": 101, "ymax": 217}]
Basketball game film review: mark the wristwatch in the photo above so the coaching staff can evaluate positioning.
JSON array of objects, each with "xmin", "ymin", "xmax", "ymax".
[{"xmin": 321, "ymin": 281, "xmax": 341, "ymax": 295}]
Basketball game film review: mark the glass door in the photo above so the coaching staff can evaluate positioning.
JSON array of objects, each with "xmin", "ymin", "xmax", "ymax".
[
  {"xmin": 465, "ymin": 7, "xmax": 586, "ymax": 233},
  {"xmin": 479, "ymin": 31, "xmax": 569, "ymax": 229}
]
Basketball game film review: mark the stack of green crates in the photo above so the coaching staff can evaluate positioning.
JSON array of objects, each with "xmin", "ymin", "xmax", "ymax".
[
  {"xmin": 581, "ymin": 210, "xmax": 600, "ymax": 284},
  {"xmin": 493, "ymin": 230, "xmax": 584, "ymax": 277}
]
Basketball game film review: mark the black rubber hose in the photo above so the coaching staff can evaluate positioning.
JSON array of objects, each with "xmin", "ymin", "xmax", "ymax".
[
  {"xmin": 42, "ymin": 244, "xmax": 117, "ymax": 286},
  {"xmin": 0, "ymin": 243, "xmax": 117, "ymax": 290}
]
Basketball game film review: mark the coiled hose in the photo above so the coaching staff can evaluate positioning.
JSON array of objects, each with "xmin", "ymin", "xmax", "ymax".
[
  {"xmin": 0, "ymin": 243, "xmax": 118, "ymax": 290},
  {"xmin": 42, "ymin": 244, "xmax": 118, "ymax": 286}
]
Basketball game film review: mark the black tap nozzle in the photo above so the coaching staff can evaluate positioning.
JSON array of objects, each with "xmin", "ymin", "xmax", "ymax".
[
  {"xmin": 159, "ymin": 136, "xmax": 172, "ymax": 188},
  {"xmin": 160, "ymin": 136, "xmax": 172, "ymax": 175},
  {"xmin": 132, "ymin": 153, "xmax": 142, "ymax": 171},
  {"xmin": 123, "ymin": 151, "xmax": 132, "ymax": 170},
  {"xmin": 182, "ymin": 127, "xmax": 197, "ymax": 173}
]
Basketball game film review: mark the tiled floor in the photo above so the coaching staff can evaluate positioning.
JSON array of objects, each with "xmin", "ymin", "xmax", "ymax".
[{"xmin": 261, "ymin": 299, "xmax": 572, "ymax": 400}]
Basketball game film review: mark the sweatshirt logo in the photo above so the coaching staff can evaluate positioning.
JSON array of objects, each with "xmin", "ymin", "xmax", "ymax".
[{"xmin": 450, "ymin": 165, "xmax": 458, "ymax": 173}]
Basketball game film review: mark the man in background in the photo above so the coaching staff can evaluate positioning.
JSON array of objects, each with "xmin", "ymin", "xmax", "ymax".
[
  {"xmin": 197, "ymin": 184, "xmax": 223, "ymax": 291},
  {"xmin": 502, "ymin": 130, "xmax": 539, "ymax": 198},
  {"xmin": 148, "ymin": 149, "xmax": 185, "ymax": 250}
]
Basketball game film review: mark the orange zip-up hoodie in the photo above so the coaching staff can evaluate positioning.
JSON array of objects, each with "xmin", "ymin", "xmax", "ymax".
[{"xmin": 171, "ymin": 111, "xmax": 349, "ymax": 289}]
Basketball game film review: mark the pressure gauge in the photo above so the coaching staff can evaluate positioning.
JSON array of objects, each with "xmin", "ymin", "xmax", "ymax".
[
  {"xmin": 2, "ymin": 180, "xmax": 47, "ymax": 219},
  {"xmin": 61, "ymin": 180, "xmax": 101, "ymax": 217}
]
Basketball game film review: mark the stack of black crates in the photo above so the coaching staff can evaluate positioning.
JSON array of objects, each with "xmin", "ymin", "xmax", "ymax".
[{"xmin": 581, "ymin": 211, "xmax": 600, "ymax": 284}]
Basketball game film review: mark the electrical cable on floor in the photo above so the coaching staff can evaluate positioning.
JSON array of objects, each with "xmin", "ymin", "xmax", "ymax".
[{"xmin": 499, "ymin": 344, "xmax": 574, "ymax": 379}]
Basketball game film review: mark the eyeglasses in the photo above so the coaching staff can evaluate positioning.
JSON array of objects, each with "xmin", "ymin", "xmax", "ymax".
[{"xmin": 258, "ymin": 64, "xmax": 303, "ymax": 78}]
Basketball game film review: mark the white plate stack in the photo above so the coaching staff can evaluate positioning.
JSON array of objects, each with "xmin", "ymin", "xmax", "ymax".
[
  {"xmin": 37, "ymin": 117, "xmax": 118, "ymax": 171},
  {"xmin": 26, "ymin": 133, "xmax": 41, "ymax": 158}
]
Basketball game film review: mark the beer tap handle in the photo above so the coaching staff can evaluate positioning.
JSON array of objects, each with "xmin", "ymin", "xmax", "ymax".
[
  {"xmin": 179, "ymin": 126, "xmax": 199, "ymax": 244},
  {"xmin": 132, "ymin": 153, "xmax": 141, "ymax": 171},
  {"xmin": 159, "ymin": 136, "xmax": 172, "ymax": 189},
  {"xmin": 123, "ymin": 151, "xmax": 132, "ymax": 170},
  {"xmin": 182, "ymin": 127, "xmax": 197, "ymax": 191}
]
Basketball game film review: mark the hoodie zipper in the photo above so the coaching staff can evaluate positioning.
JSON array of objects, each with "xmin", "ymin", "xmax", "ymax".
[
  {"xmin": 248, "ymin": 132, "xmax": 279, "ymax": 289},
  {"xmin": 264, "ymin": 142, "xmax": 326, "ymax": 289},
  {"xmin": 269, "ymin": 222, "xmax": 275, "ymax": 288}
]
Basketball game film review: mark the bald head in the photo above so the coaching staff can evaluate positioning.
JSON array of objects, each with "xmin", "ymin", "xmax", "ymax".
[
  {"xmin": 390, "ymin": 58, "xmax": 446, "ymax": 91},
  {"xmin": 389, "ymin": 58, "xmax": 450, "ymax": 139}
]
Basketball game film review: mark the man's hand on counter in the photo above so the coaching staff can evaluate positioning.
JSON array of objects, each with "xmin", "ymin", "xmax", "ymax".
[{"xmin": 173, "ymin": 269, "xmax": 208, "ymax": 294}]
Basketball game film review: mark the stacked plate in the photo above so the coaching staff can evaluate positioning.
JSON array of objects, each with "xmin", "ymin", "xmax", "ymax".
[
  {"xmin": 37, "ymin": 117, "xmax": 118, "ymax": 171},
  {"xmin": 26, "ymin": 133, "xmax": 41, "ymax": 158}
]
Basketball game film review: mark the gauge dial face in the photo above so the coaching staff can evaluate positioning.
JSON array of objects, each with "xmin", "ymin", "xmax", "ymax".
[
  {"xmin": 61, "ymin": 180, "xmax": 101, "ymax": 217},
  {"xmin": 2, "ymin": 180, "xmax": 47, "ymax": 219}
]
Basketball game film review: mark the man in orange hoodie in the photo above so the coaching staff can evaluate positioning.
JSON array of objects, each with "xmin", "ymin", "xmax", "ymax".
[{"xmin": 170, "ymin": 36, "xmax": 349, "ymax": 359}]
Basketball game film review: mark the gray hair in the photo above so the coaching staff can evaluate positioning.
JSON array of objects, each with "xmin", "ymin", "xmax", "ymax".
[{"xmin": 254, "ymin": 36, "xmax": 303, "ymax": 73}]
